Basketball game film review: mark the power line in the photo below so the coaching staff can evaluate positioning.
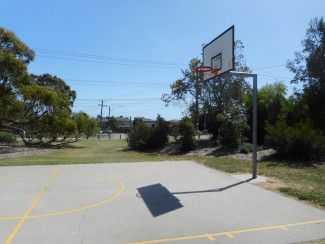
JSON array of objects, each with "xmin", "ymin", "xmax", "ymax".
[
  {"xmin": 108, "ymin": 86, "xmax": 166, "ymax": 99},
  {"xmin": 37, "ymin": 55, "xmax": 182, "ymax": 69},
  {"xmin": 253, "ymin": 64, "xmax": 286, "ymax": 70},
  {"xmin": 65, "ymin": 78, "xmax": 169, "ymax": 86},
  {"xmin": 258, "ymin": 73, "xmax": 292, "ymax": 80},
  {"xmin": 126, "ymin": 107, "xmax": 170, "ymax": 113},
  {"xmin": 77, "ymin": 97, "xmax": 161, "ymax": 101},
  {"xmin": 35, "ymin": 48, "xmax": 185, "ymax": 66},
  {"xmin": 36, "ymin": 48, "xmax": 295, "ymax": 73}
]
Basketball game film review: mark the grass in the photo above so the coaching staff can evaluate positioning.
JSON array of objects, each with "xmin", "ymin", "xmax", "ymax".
[
  {"xmin": 0, "ymin": 139, "xmax": 324, "ymax": 208},
  {"xmin": 0, "ymin": 140, "xmax": 178, "ymax": 166},
  {"xmin": 279, "ymin": 187, "xmax": 325, "ymax": 207}
]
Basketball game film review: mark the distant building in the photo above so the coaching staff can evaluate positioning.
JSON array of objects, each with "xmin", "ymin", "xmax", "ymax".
[
  {"xmin": 142, "ymin": 118, "xmax": 155, "ymax": 127},
  {"xmin": 97, "ymin": 116, "xmax": 156, "ymax": 132},
  {"xmin": 169, "ymin": 119, "xmax": 180, "ymax": 125},
  {"xmin": 116, "ymin": 116, "xmax": 131, "ymax": 131},
  {"xmin": 97, "ymin": 116, "xmax": 131, "ymax": 132}
]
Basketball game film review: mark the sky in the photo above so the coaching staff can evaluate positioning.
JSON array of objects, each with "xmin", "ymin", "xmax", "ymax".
[{"xmin": 1, "ymin": 0, "xmax": 324, "ymax": 120}]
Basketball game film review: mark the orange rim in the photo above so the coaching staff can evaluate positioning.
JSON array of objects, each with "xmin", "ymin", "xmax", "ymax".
[{"xmin": 195, "ymin": 66, "xmax": 219, "ymax": 75}]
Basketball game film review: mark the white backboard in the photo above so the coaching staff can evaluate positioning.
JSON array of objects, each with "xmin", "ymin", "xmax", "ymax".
[{"xmin": 202, "ymin": 26, "xmax": 234, "ymax": 81}]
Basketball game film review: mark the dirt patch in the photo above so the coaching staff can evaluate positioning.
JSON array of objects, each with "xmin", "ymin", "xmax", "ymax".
[
  {"xmin": 230, "ymin": 173, "xmax": 287, "ymax": 192},
  {"xmin": 254, "ymin": 177, "xmax": 287, "ymax": 191},
  {"xmin": 185, "ymin": 145, "xmax": 276, "ymax": 161},
  {"xmin": 231, "ymin": 148, "xmax": 276, "ymax": 161},
  {"xmin": 0, "ymin": 144, "xmax": 57, "ymax": 159}
]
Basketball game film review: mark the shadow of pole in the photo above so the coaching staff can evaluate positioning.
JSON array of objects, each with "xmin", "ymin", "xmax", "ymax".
[
  {"xmin": 171, "ymin": 178, "xmax": 253, "ymax": 195},
  {"xmin": 137, "ymin": 178, "xmax": 253, "ymax": 217}
]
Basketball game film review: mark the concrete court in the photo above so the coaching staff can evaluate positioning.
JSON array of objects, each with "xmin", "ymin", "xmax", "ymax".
[{"xmin": 0, "ymin": 161, "xmax": 324, "ymax": 244}]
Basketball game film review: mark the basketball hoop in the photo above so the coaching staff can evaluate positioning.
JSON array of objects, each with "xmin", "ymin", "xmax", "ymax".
[{"xmin": 195, "ymin": 66, "xmax": 219, "ymax": 75}]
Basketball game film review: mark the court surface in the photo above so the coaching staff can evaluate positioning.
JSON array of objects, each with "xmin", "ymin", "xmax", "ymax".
[{"xmin": 0, "ymin": 161, "xmax": 324, "ymax": 244}]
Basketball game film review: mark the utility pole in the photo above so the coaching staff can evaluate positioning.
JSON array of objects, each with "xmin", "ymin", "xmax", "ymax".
[
  {"xmin": 107, "ymin": 105, "xmax": 122, "ymax": 132},
  {"xmin": 98, "ymin": 100, "xmax": 107, "ymax": 140},
  {"xmin": 108, "ymin": 106, "xmax": 111, "ymax": 140}
]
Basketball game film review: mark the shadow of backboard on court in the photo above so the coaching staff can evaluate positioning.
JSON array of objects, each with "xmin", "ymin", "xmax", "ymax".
[{"xmin": 137, "ymin": 183, "xmax": 183, "ymax": 217}]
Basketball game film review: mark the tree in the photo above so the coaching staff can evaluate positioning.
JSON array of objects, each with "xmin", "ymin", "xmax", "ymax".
[
  {"xmin": 31, "ymin": 74, "xmax": 76, "ymax": 105},
  {"xmin": 132, "ymin": 117, "xmax": 144, "ymax": 127},
  {"xmin": 105, "ymin": 117, "xmax": 118, "ymax": 132},
  {"xmin": 202, "ymin": 41, "xmax": 251, "ymax": 138},
  {"xmin": 0, "ymin": 26, "xmax": 90, "ymax": 146},
  {"xmin": 287, "ymin": 17, "xmax": 325, "ymax": 130},
  {"xmin": 0, "ymin": 27, "xmax": 34, "ymax": 132},
  {"xmin": 178, "ymin": 117, "xmax": 195, "ymax": 151},
  {"xmin": 12, "ymin": 74, "xmax": 77, "ymax": 145},
  {"xmin": 244, "ymin": 82, "xmax": 288, "ymax": 143},
  {"xmin": 169, "ymin": 122, "xmax": 180, "ymax": 141},
  {"xmin": 218, "ymin": 105, "xmax": 248, "ymax": 150},
  {"xmin": 163, "ymin": 40, "xmax": 251, "ymax": 140},
  {"xmin": 150, "ymin": 115, "xmax": 169, "ymax": 148},
  {"xmin": 162, "ymin": 58, "xmax": 203, "ymax": 129},
  {"xmin": 72, "ymin": 112, "xmax": 99, "ymax": 140}
]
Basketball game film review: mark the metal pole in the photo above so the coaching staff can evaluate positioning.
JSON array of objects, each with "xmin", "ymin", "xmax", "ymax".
[
  {"xmin": 252, "ymin": 74, "xmax": 258, "ymax": 178},
  {"xmin": 229, "ymin": 71, "xmax": 258, "ymax": 179},
  {"xmin": 195, "ymin": 83, "xmax": 199, "ymax": 132}
]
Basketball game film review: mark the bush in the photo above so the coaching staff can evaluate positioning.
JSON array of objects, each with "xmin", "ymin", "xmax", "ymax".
[
  {"xmin": 128, "ymin": 122, "xmax": 152, "ymax": 150},
  {"xmin": 239, "ymin": 143, "xmax": 253, "ymax": 154},
  {"xmin": 0, "ymin": 132, "xmax": 17, "ymax": 144},
  {"xmin": 169, "ymin": 122, "xmax": 180, "ymax": 141},
  {"xmin": 218, "ymin": 106, "xmax": 248, "ymax": 150},
  {"xmin": 150, "ymin": 115, "xmax": 169, "ymax": 149},
  {"xmin": 178, "ymin": 117, "xmax": 195, "ymax": 151},
  {"xmin": 128, "ymin": 115, "xmax": 169, "ymax": 150},
  {"xmin": 265, "ymin": 120, "xmax": 325, "ymax": 160}
]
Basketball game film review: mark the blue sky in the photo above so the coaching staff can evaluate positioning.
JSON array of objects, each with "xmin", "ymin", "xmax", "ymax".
[{"xmin": 1, "ymin": 0, "xmax": 324, "ymax": 120}]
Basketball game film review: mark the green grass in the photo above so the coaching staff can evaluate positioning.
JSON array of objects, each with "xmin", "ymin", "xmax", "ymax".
[
  {"xmin": 279, "ymin": 187, "xmax": 325, "ymax": 207},
  {"xmin": 0, "ymin": 139, "xmax": 180, "ymax": 166},
  {"xmin": 1, "ymin": 139, "xmax": 324, "ymax": 208}
]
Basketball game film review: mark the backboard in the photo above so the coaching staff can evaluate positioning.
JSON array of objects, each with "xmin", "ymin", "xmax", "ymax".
[{"xmin": 202, "ymin": 25, "xmax": 234, "ymax": 81}]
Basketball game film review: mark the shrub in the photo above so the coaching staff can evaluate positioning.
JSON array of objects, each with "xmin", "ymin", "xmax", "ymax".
[
  {"xmin": 218, "ymin": 106, "xmax": 248, "ymax": 150},
  {"xmin": 178, "ymin": 117, "xmax": 195, "ymax": 151},
  {"xmin": 265, "ymin": 120, "xmax": 290, "ymax": 155},
  {"xmin": 169, "ymin": 122, "xmax": 180, "ymax": 141},
  {"xmin": 150, "ymin": 115, "xmax": 169, "ymax": 148},
  {"xmin": 128, "ymin": 122, "xmax": 152, "ymax": 150},
  {"xmin": 128, "ymin": 115, "xmax": 170, "ymax": 150},
  {"xmin": 0, "ymin": 132, "xmax": 17, "ymax": 144},
  {"xmin": 239, "ymin": 143, "xmax": 253, "ymax": 154},
  {"xmin": 265, "ymin": 120, "xmax": 325, "ymax": 160}
]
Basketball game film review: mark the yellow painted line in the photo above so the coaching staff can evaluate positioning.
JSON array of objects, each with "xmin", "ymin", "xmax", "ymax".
[
  {"xmin": 4, "ymin": 167, "xmax": 61, "ymax": 244},
  {"xmin": 225, "ymin": 232, "xmax": 234, "ymax": 238},
  {"xmin": 280, "ymin": 226, "xmax": 289, "ymax": 230},
  {"xmin": 204, "ymin": 233, "xmax": 215, "ymax": 240},
  {"xmin": 129, "ymin": 233, "xmax": 207, "ymax": 244},
  {"xmin": 0, "ymin": 174, "xmax": 125, "ymax": 221},
  {"xmin": 128, "ymin": 219, "xmax": 325, "ymax": 244}
]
